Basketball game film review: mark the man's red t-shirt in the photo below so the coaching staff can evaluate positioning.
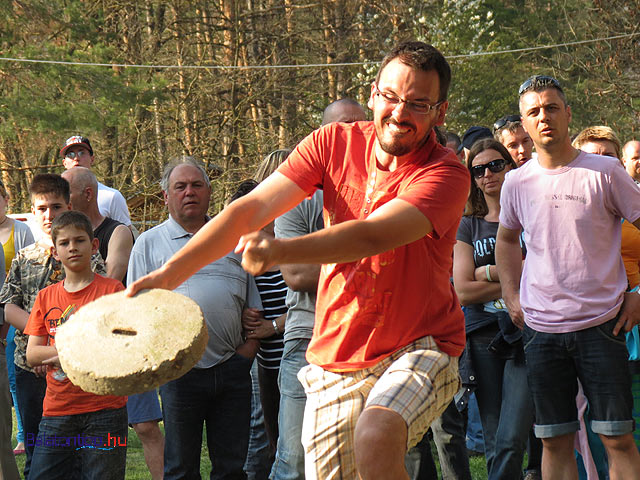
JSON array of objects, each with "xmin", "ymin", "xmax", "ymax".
[
  {"xmin": 24, "ymin": 274, "xmax": 127, "ymax": 416},
  {"xmin": 277, "ymin": 121, "xmax": 470, "ymax": 371}
]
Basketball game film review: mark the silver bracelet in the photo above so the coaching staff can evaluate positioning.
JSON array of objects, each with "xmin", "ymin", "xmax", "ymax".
[{"xmin": 272, "ymin": 319, "xmax": 281, "ymax": 335}]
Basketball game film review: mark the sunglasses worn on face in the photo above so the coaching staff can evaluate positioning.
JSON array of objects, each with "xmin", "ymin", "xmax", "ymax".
[
  {"xmin": 518, "ymin": 75, "xmax": 563, "ymax": 96},
  {"xmin": 493, "ymin": 115, "xmax": 521, "ymax": 132},
  {"xmin": 65, "ymin": 150, "xmax": 89, "ymax": 160},
  {"xmin": 471, "ymin": 159, "xmax": 507, "ymax": 178}
]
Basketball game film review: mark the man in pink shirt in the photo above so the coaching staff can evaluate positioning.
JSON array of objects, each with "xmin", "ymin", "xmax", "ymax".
[{"xmin": 496, "ymin": 75, "xmax": 640, "ymax": 480}]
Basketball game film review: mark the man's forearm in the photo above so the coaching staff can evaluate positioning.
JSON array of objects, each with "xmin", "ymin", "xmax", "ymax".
[
  {"xmin": 495, "ymin": 232, "xmax": 523, "ymax": 299},
  {"xmin": 158, "ymin": 181, "xmax": 307, "ymax": 291},
  {"xmin": 5, "ymin": 304, "xmax": 29, "ymax": 331}
]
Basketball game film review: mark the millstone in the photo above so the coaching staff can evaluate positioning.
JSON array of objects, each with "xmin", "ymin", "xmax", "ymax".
[{"xmin": 55, "ymin": 288, "xmax": 208, "ymax": 396}]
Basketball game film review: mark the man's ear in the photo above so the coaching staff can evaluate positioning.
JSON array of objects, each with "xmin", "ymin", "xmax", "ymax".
[
  {"xmin": 90, "ymin": 155, "xmax": 95, "ymax": 167},
  {"xmin": 163, "ymin": 191, "xmax": 169, "ymax": 206},
  {"xmin": 367, "ymin": 83, "xmax": 376, "ymax": 111},
  {"xmin": 434, "ymin": 101, "xmax": 448, "ymax": 126},
  {"xmin": 92, "ymin": 237, "xmax": 99, "ymax": 255},
  {"xmin": 51, "ymin": 245, "xmax": 60, "ymax": 261}
]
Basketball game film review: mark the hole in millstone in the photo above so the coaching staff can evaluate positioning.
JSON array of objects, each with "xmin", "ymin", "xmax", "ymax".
[{"xmin": 112, "ymin": 328, "xmax": 137, "ymax": 336}]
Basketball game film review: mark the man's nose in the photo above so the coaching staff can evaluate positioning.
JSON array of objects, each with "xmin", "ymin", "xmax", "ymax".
[{"xmin": 390, "ymin": 100, "xmax": 413, "ymax": 120}]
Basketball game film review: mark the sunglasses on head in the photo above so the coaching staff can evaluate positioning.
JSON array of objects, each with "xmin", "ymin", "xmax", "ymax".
[
  {"xmin": 518, "ymin": 75, "xmax": 563, "ymax": 95},
  {"xmin": 471, "ymin": 159, "xmax": 507, "ymax": 179},
  {"xmin": 493, "ymin": 115, "xmax": 521, "ymax": 132}
]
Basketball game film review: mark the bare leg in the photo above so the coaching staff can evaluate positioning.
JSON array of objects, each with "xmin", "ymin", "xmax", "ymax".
[
  {"xmin": 541, "ymin": 433, "xmax": 578, "ymax": 480},
  {"xmin": 132, "ymin": 421, "xmax": 165, "ymax": 480},
  {"xmin": 599, "ymin": 433, "xmax": 640, "ymax": 480},
  {"xmin": 355, "ymin": 406, "xmax": 409, "ymax": 480}
]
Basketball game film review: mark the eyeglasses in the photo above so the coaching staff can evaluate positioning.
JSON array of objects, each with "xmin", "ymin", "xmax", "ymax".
[
  {"xmin": 518, "ymin": 75, "xmax": 563, "ymax": 95},
  {"xmin": 373, "ymin": 85, "xmax": 442, "ymax": 115},
  {"xmin": 493, "ymin": 115, "xmax": 521, "ymax": 132},
  {"xmin": 471, "ymin": 159, "xmax": 507, "ymax": 178},
  {"xmin": 65, "ymin": 150, "xmax": 89, "ymax": 160}
]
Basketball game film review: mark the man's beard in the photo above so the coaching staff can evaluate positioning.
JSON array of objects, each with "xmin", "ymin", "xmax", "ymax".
[{"xmin": 375, "ymin": 118, "xmax": 431, "ymax": 157}]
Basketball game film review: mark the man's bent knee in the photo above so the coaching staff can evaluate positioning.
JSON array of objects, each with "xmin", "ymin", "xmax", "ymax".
[
  {"xmin": 354, "ymin": 407, "xmax": 409, "ymax": 480},
  {"xmin": 132, "ymin": 420, "xmax": 162, "ymax": 440}
]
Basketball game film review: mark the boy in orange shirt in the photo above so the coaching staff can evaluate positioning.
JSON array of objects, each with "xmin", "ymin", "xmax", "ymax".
[{"xmin": 24, "ymin": 211, "xmax": 127, "ymax": 480}]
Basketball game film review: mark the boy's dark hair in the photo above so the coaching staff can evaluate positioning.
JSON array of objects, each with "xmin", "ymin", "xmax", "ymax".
[
  {"xmin": 30, "ymin": 174, "xmax": 70, "ymax": 204},
  {"xmin": 51, "ymin": 211, "xmax": 94, "ymax": 246},
  {"xmin": 376, "ymin": 41, "xmax": 451, "ymax": 102}
]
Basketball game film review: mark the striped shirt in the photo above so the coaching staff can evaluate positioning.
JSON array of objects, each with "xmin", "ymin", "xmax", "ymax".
[{"xmin": 255, "ymin": 270, "xmax": 288, "ymax": 369}]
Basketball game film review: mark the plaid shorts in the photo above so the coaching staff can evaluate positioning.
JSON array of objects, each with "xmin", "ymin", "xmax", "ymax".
[{"xmin": 298, "ymin": 335, "xmax": 460, "ymax": 479}]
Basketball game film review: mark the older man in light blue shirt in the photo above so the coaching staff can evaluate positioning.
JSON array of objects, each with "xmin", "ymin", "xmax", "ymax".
[{"xmin": 127, "ymin": 157, "xmax": 261, "ymax": 479}]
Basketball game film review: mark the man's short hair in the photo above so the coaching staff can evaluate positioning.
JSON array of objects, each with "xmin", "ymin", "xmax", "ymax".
[
  {"xmin": 445, "ymin": 132, "xmax": 461, "ymax": 149},
  {"xmin": 572, "ymin": 126, "xmax": 622, "ymax": 160},
  {"xmin": 160, "ymin": 156, "xmax": 211, "ymax": 192},
  {"xmin": 493, "ymin": 115, "xmax": 524, "ymax": 141},
  {"xmin": 376, "ymin": 41, "xmax": 451, "ymax": 102},
  {"xmin": 51, "ymin": 210, "xmax": 93, "ymax": 246},
  {"xmin": 518, "ymin": 75, "xmax": 567, "ymax": 105},
  {"xmin": 253, "ymin": 149, "xmax": 291, "ymax": 183},
  {"xmin": 30, "ymin": 174, "xmax": 70, "ymax": 204}
]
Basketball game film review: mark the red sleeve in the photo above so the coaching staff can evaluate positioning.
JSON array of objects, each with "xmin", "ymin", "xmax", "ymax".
[
  {"xmin": 277, "ymin": 124, "xmax": 333, "ymax": 195},
  {"xmin": 23, "ymin": 290, "xmax": 48, "ymax": 337},
  {"xmin": 398, "ymin": 155, "xmax": 470, "ymax": 239}
]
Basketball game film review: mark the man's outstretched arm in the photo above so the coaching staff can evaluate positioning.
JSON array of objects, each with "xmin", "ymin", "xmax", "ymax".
[
  {"xmin": 495, "ymin": 224, "xmax": 525, "ymax": 329},
  {"xmin": 127, "ymin": 172, "xmax": 310, "ymax": 296},
  {"xmin": 237, "ymin": 197, "xmax": 433, "ymax": 276}
]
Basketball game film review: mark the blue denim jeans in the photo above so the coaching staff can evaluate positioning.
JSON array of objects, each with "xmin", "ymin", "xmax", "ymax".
[
  {"xmin": 6, "ymin": 326, "xmax": 24, "ymax": 443},
  {"xmin": 160, "ymin": 353, "xmax": 252, "ymax": 480},
  {"xmin": 523, "ymin": 317, "xmax": 634, "ymax": 438},
  {"xmin": 28, "ymin": 406, "xmax": 127, "ymax": 480},
  {"xmin": 405, "ymin": 400, "xmax": 471, "ymax": 480},
  {"xmin": 14, "ymin": 365, "xmax": 46, "ymax": 479},
  {"xmin": 431, "ymin": 400, "xmax": 472, "ymax": 480},
  {"xmin": 466, "ymin": 393, "xmax": 484, "ymax": 453},
  {"xmin": 270, "ymin": 338, "xmax": 309, "ymax": 480},
  {"xmin": 469, "ymin": 326, "xmax": 533, "ymax": 480},
  {"xmin": 245, "ymin": 359, "xmax": 271, "ymax": 480}
]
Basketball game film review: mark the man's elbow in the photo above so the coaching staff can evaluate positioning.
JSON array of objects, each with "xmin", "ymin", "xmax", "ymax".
[
  {"xmin": 282, "ymin": 273, "xmax": 313, "ymax": 292},
  {"xmin": 454, "ymin": 289, "xmax": 473, "ymax": 307}
]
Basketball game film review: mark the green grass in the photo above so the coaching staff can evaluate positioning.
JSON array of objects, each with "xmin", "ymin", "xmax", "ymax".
[
  {"xmin": 11, "ymin": 409, "xmax": 215, "ymax": 479},
  {"xmin": 12, "ymin": 409, "xmax": 489, "ymax": 479}
]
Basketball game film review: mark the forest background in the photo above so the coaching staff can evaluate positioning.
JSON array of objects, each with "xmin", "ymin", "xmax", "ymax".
[{"xmin": 1, "ymin": 0, "xmax": 638, "ymax": 228}]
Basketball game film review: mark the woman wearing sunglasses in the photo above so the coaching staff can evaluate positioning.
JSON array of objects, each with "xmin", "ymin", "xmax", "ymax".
[{"xmin": 453, "ymin": 138, "xmax": 534, "ymax": 479}]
